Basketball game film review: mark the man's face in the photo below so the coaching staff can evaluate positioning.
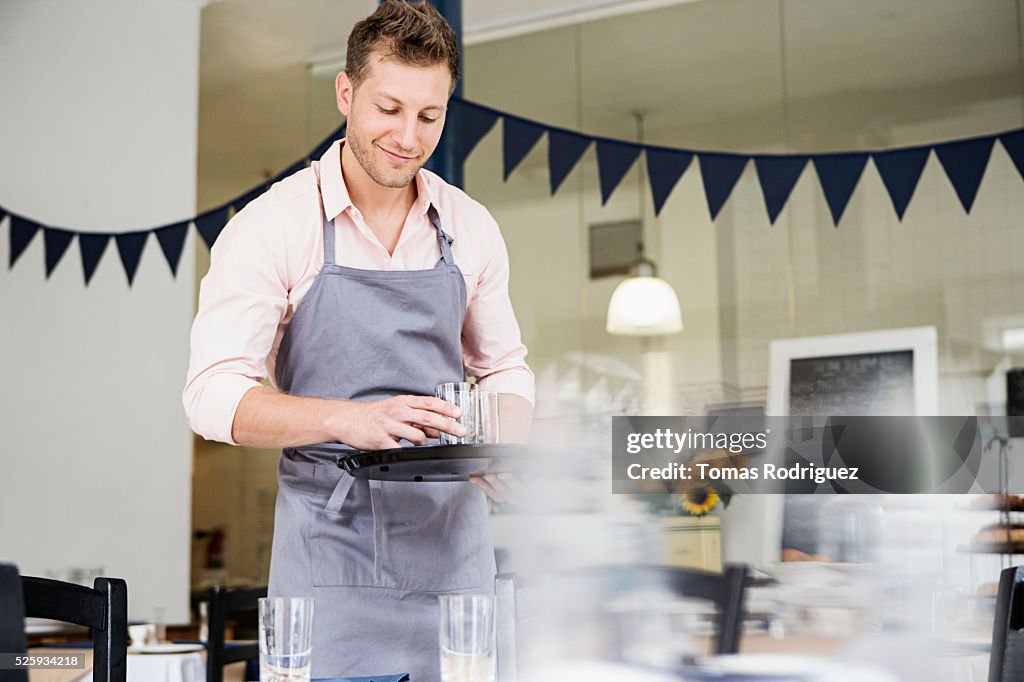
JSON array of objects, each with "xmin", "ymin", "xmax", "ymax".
[{"xmin": 336, "ymin": 53, "xmax": 452, "ymax": 189}]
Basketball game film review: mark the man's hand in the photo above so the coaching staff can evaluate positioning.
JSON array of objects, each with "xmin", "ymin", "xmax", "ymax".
[
  {"xmin": 470, "ymin": 473, "xmax": 518, "ymax": 503},
  {"xmin": 231, "ymin": 387, "xmax": 466, "ymax": 450},
  {"xmin": 335, "ymin": 395, "xmax": 466, "ymax": 451}
]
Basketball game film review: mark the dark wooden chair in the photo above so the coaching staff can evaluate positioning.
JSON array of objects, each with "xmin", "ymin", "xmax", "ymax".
[
  {"xmin": 495, "ymin": 564, "xmax": 748, "ymax": 682},
  {"xmin": 0, "ymin": 563, "xmax": 28, "ymax": 682},
  {"xmin": 990, "ymin": 565, "xmax": 1024, "ymax": 682},
  {"xmin": 21, "ymin": 573, "xmax": 128, "ymax": 682},
  {"xmin": 205, "ymin": 585, "xmax": 267, "ymax": 682}
]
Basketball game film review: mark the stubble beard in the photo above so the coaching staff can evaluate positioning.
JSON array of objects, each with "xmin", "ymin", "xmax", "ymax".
[{"xmin": 347, "ymin": 127, "xmax": 421, "ymax": 189}]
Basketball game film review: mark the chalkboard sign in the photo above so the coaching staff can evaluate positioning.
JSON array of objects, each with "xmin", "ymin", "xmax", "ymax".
[
  {"xmin": 757, "ymin": 327, "xmax": 939, "ymax": 566},
  {"xmin": 789, "ymin": 349, "xmax": 915, "ymax": 416}
]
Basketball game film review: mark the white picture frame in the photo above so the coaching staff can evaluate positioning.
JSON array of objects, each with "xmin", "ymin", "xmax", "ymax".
[
  {"xmin": 726, "ymin": 327, "xmax": 939, "ymax": 571},
  {"xmin": 768, "ymin": 326, "xmax": 939, "ymax": 417}
]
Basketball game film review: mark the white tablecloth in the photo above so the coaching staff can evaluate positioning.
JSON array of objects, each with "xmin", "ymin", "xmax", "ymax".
[{"xmin": 76, "ymin": 651, "xmax": 204, "ymax": 682}]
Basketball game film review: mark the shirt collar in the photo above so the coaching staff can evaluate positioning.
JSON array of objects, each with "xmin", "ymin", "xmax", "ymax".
[{"xmin": 318, "ymin": 138, "xmax": 441, "ymax": 222}]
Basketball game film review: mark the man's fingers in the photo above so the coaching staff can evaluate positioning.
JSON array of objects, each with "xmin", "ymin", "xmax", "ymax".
[
  {"xmin": 390, "ymin": 421, "xmax": 429, "ymax": 446},
  {"xmin": 402, "ymin": 395, "xmax": 463, "ymax": 419},
  {"xmin": 405, "ymin": 407, "xmax": 466, "ymax": 438},
  {"xmin": 469, "ymin": 475, "xmax": 506, "ymax": 502}
]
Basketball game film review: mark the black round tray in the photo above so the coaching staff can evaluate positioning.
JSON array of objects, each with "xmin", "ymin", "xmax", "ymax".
[{"xmin": 336, "ymin": 443, "xmax": 532, "ymax": 482}]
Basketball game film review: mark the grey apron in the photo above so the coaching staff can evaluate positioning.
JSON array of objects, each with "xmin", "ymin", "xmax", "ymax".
[{"xmin": 268, "ymin": 185, "xmax": 495, "ymax": 681}]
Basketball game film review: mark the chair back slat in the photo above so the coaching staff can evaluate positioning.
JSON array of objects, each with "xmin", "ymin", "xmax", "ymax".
[
  {"xmin": 14, "ymin": 572, "xmax": 127, "ymax": 682},
  {"xmin": 0, "ymin": 563, "xmax": 28, "ymax": 682},
  {"xmin": 991, "ymin": 566, "xmax": 1024, "ymax": 682},
  {"xmin": 206, "ymin": 585, "xmax": 267, "ymax": 682}
]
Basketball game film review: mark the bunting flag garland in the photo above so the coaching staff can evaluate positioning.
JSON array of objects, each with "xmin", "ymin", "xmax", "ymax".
[
  {"xmin": 154, "ymin": 221, "xmax": 190, "ymax": 277},
  {"xmin": 934, "ymin": 136, "xmax": 994, "ymax": 213},
  {"xmin": 872, "ymin": 147, "xmax": 930, "ymax": 220},
  {"xmin": 79, "ymin": 233, "xmax": 111, "ymax": 285},
  {"xmin": 813, "ymin": 153, "xmax": 869, "ymax": 226},
  {"xmin": 1001, "ymin": 130, "xmax": 1024, "ymax": 182},
  {"xmin": 453, "ymin": 104, "xmax": 499, "ymax": 166},
  {"xmin": 754, "ymin": 155, "xmax": 808, "ymax": 224},
  {"xmin": 3, "ymin": 95, "xmax": 1024, "ymax": 284},
  {"xmin": 502, "ymin": 117, "xmax": 545, "ymax": 180},
  {"xmin": 195, "ymin": 206, "xmax": 230, "ymax": 250},
  {"xmin": 9, "ymin": 214, "xmax": 40, "ymax": 269},
  {"xmin": 548, "ymin": 129, "xmax": 592, "ymax": 195},
  {"xmin": 698, "ymin": 153, "xmax": 748, "ymax": 220},
  {"xmin": 43, "ymin": 228, "xmax": 75, "ymax": 278},
  {"xmin": 645, "ymin": 147, "xmax": 692, "ymax": 216},
  {"xmin": 115, "ymin": 231, "xmax": 148, "ymax": 286},
  {"xmin": 595, "ymin": 139, "xmax": 642, "ymax": 205}
]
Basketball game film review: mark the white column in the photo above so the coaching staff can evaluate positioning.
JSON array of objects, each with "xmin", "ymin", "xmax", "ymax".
[{"xmin": 0, "ymin": 0, "xmax": 204, "ymax": 622}]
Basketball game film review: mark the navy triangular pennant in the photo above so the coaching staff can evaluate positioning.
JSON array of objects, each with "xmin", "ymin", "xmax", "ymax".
[
  {"xmin": 754, "ymin": 155, "xmax": 809, "ymax": 224},
  {"xmin": 596, "ymin": 139, "xmax": 642, "ymax": 205},
  {"xmin": 934, "ymin": 136, "xmax": 994, "ymax": 213},
  {"xmin": 78, "ymin": 233, "xmax": 110, "ymax": 285},
  {"xmin": 1001, "ymin": 130, "xmax": 1024, "ymax": 183},
  {"xmin": 154, "ymin": 221, "xmax": 190, "ymax": 276},
  {"xmin": 195, "ymin": 205, "xmax": 230, "ymax": 249},
  {"xmin": 872, "ymin": 147, "xmax": 930, "ymax": 220},
  {"xmin": 9, "ymin": 214, "xmax": 40, "ymax": 269},
  {"xmin": 697, "ymin": 152, "xmax": 748, "ymax": 220},
  {"xmin": 115, "ymin": 231, "xmax": 148, "ymax": 286},
  {"xmin": 548, "ymin": 129, "xmax": 592, "ymax": 195},
  {"xmin": 813, "ymin": 153, "xmax": 868, "ymax": 226},
  {"xmin": 645, "ymin": 147, "xmax": 693, "ymax": 216},
  {"xmin": 453, "ymin": 101, "xmax": 499, "ymax": 166},
  {"xmin": 43, "ymin": 227, "xmax": 75, "ymax": 278},
  {"xmin": 502, "ymin": 116, "xmax": 545, "ymax": 180}
]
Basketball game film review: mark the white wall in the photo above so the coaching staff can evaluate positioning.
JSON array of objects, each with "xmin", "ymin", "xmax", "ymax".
[{"xmin": 0, "ymin": 0, "xmax": 202, "ymax": 622}]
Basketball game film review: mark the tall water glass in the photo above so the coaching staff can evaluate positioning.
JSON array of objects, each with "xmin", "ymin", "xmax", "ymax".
[
  {"xmin": 436, "ymin": 382, "xmax": 477, "ymax": 445},
  {"xmin": 438, "ymin": 594, "xmax": 496, "ymax": 682},
  {"xmin": 259, "ymin": 597, "xmax": 314, "ymax": 682},
  {"xmin": 475, "ymin": 391, "xmax": 500, "ymax": 444}
]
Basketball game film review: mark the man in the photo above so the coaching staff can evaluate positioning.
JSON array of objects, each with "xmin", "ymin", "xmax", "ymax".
[{"xmin": 183, "ymin": 2, "xmax": 534, "ymax": 679}]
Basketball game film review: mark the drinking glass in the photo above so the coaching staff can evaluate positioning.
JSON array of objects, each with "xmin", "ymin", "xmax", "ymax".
[
  {"xmin": 475, "ymin": 391, "xmax": 500, "ymax": 444},
  {"xmin": 259, "ymin": 597, "xmax": 314, "ymax": 682},
  {"xmin": 436, "ymin": 382, "xmax": 477, "ymax": 445},
  {"xmin": 438, "ymin": 595, "xmax": 496, "ymax": 682}
]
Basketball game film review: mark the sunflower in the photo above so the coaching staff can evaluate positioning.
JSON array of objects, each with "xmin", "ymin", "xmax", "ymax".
[{"xmin": 681, "ymin": 487, "xmax": 719, "ymax": 516}]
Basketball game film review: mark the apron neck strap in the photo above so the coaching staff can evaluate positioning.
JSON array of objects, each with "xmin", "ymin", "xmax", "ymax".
[
  {"xmin": 428, "ymin": 205, "xmax": 455, "ymax": 265},
  {"xmin": 322, "ymin": 202, "xmax": 336, "ymax": 266},
  {"xmin": 321, "ymin": 199, "xmax": 453, "ymax": 267}
]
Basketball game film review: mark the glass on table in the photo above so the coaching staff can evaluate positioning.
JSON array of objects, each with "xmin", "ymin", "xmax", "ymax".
[
  {"xmin": 439, "ymin": 594, "xmax": 496, "ymax": 682},
  {"xmin": 259, "ymin": 597, "xmax": 314, "ymax": 682}
]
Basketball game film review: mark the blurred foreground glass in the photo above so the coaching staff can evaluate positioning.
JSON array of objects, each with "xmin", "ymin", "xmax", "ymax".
[
  {"xmin": 259, "ymin": 597, "xmax": 314, "ymax": 682},
  {"xmin": 439, "ymin": 594, "xmax": 496, "ymax": 682},
  {"xmin": 435, "ymin": 383, "xmax": 500, "ymax": 445}
]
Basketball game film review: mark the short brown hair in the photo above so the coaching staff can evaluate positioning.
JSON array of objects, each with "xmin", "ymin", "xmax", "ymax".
[{"xmin": 346, "ymin": 0, "xmax": 460, "ymax": 94}]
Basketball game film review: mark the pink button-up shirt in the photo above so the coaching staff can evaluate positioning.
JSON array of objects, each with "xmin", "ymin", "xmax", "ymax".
[{"xmin": 183, "ymin": 140, "xmax": 534, "ymax": 445}]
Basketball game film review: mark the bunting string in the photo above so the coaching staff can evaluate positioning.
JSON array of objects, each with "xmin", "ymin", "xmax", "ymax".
[{"xmin": 4, "ymin": 97, "xmax": 1024, "ymax": 285}]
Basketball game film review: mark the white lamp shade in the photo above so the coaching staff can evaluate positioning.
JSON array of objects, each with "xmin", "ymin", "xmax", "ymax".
[{"xmin": 606, "ymin": 275, "xmax": 683, "ymax": 336}]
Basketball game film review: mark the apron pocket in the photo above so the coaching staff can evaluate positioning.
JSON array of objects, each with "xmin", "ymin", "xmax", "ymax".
[
  {"xmin": 375, "ymin": 481, "xmax": 489, "ymax": 592},
  {"xmin": 309, "ymin": 470, "xmax": 381, "ymax": 588}
]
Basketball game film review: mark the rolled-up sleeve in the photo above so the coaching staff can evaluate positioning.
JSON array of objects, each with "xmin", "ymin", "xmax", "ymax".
[
  {"xmin": 461, "ymin": 208, "xmax": 535, "ymax": 405},
  {"xmin": 183, "ymin": 196, "xmax": 291, "ymax": 444}
]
